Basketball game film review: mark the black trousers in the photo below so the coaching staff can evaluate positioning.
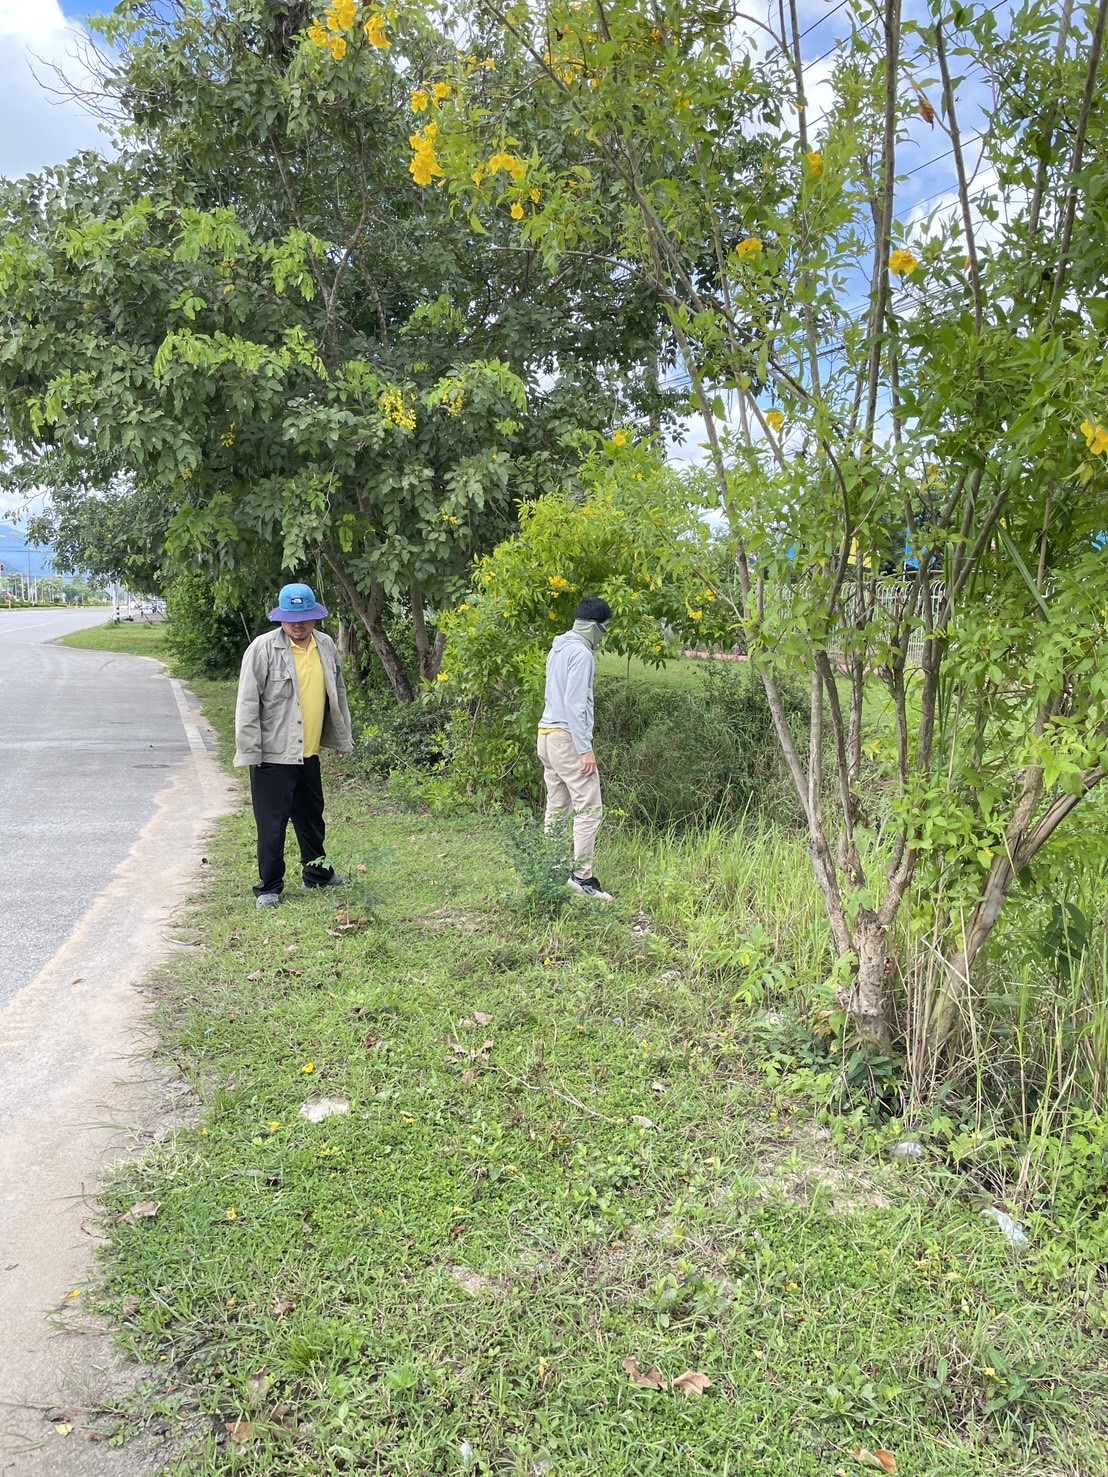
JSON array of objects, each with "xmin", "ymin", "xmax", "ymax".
[{"xmin": 249, "ymin": 757, "xmax": 335, "ymax": 896}]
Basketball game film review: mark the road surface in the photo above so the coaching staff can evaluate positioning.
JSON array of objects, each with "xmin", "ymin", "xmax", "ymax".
[
  {"xmin": 0, "ymin": 609, "xmax": 190, "ymax": 1011},
  {"xmin": 0, "ymin": 609, "xmax": 229, "ymax": 1473}
]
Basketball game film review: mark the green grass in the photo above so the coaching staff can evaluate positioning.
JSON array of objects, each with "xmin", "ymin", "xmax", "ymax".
[
  {"xmin": 595, "ymin": 651, "xmax": 738, "ymax": 692},
  {"xmin": 58, "ymin": 618, "xmax": 172, "ymax": 662},
  {"xmin": 87, "ymin": 681, "xmax": 1108, "ymax": 1475}
]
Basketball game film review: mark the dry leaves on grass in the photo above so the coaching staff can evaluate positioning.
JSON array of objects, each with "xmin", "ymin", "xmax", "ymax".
[
  {"xmin": 246, "ymin": 1370, "xmax": 270, "ymax": 1406},
  {"xmin": 672, "ymin": 1370, "xmax": 713, "ymax": 1397},
  {"xmin": 623, "ymin": 1358, "xmax": 667, "ymax": 1390},
  {"xmin": 446, "ymin": 1036, "xmax": 495, "ymax": 1065},
  {"xmin": 271, "ymin": 1297, "xmax": 296, "ymax": 1318},
  {"xmin": 850, "ymin": 1450, "xmax": 898, "ymax": 1474},
  {"xmin": 118, "ymin": 1200, "xmax": 161, "ymax": 1224},
  {"xmin": 225, "ymin": 1420, "xmax": 253, "ymax": 1444},
  {"xmin": 623, "ymin": 1360, "xmax": 712, "ymax": 1397}
]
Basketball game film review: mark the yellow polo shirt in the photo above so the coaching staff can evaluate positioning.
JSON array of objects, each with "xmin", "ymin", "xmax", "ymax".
[{"xmin": 292, "ymin": 637, "xmax": 326, "ymax": 758}]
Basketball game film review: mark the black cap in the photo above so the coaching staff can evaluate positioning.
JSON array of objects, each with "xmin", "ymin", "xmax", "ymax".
[{"xmin": 575, "ymin": 596, "xmax": 613, "ymax": 623}]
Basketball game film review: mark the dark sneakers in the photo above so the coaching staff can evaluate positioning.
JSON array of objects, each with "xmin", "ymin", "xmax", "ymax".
[{"xmin": 566, "ymin": 874, "xmax": 614, "ymax": 901}]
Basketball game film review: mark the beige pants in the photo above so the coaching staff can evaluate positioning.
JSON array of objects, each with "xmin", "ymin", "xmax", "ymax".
[{"xmin": 537, "ymin": 729, "xmax": 603, "ymax": 877}]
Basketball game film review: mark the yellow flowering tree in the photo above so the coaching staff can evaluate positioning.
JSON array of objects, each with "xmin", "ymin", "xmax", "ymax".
[
  {"xmin": 421, "ymin": 0, "xmax": 1108, "ymax": 1073},
  {"xmin": 2, "ymin": 0, "xmax": 678, "ymax": 701}
]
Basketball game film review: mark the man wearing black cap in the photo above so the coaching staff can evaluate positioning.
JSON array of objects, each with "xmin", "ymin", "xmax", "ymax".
[
  {"xmin": 537, "ymin": 596, "xmax": 614, "ymax": 900},
  {"xmin": 234, "ymin": 582, "xmax": 354, "ymax": 909}
]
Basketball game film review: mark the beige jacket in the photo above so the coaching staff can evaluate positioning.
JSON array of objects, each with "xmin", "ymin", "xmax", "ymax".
[{"xmin": 233, "ymin": 627, "xmax": 353, "ymax": 767}]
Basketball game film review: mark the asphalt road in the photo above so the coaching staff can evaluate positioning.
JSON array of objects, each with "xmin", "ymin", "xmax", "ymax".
[
  {"xmin": 0, "ymin": 607, "xmax": 228, "ymax": 1472},
  {"xmin": 0, "ymin": 610, "xmax": 189, "ymax": 1011}
]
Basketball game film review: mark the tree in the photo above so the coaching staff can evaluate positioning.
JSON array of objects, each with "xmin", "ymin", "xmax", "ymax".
[
  {"xmin": 0, "ymin": 0, "xmax": 676, "ymax": 700},
  {"xmin": 426, "ymin": 0, "xmax": 1108, "ymax": 1073}
]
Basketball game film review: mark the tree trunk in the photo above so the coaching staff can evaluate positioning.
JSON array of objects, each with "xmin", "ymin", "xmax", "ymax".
[
  {"xmin": 322, "ymin": 551, "xmax": 415, "ymax": 702},
  {"xmin": 849, "ymin": 911, "xmax": 895, "ymax": 1055},
  {"xmin": 411, "ymin": 584, "xmax": 446, "ymax": 681},
  {"xmin": 364, "ymin": 590, "xmax": 415, "ymax": 703}
]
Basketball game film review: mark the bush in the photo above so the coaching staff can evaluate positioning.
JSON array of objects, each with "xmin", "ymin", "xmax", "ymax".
[
  {"xmin": 598, "ymin": 662, "xmax": 804, "ymax": 829},
  {"xmin": 349, "ymin": 688, "xmax": 450, "ymax": 777},
  {"xmin": 453, "ymin": 661, "xmax": 805, "ymax": 826},
  {"xmin": 165, "ymin": 574, "xmax": 259, "ymax": 678}
]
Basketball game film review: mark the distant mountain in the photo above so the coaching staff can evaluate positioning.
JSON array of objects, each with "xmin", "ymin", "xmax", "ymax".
[{"xmin": 0, "ymin": 522, "xmax": 55, "ymax": 577}]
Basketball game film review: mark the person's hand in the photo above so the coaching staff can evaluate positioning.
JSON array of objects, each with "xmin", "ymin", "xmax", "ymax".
[
  {"xmin": 335, "ymin": 750, "xmax": 347, "ymax": 759},
  {"xmin": 580, "ymin": 750, "xmax": 598, "ymax": 776}
]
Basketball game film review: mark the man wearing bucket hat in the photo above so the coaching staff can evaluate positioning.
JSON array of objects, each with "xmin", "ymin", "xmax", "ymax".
[{"xmin": 234, "ymin": 582, "xmax": 354, "ymax": 909}]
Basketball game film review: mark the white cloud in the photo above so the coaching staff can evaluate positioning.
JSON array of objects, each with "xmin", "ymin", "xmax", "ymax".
[{"xmin": 0, "ymin": 0, "xmax": 111, "ymax": 179}]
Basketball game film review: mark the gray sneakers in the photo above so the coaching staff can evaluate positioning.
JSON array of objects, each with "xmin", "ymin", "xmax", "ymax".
[
  {"xmin": 255, "ymin": 892, "xmax": 281, "ymax": 910},
  {"xmin": 302, "ymin": 873, "xmax": 345, "ymax": 892}
]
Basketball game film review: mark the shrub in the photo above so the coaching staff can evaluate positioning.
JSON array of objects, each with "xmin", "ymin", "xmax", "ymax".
[
  {"xmin": 348, "ymin": 687, "xmax": 450, "ymax": 777},
  {"xmin": 164, "ymin": 574, "xmax": 257, "ymax": 677},
  {"xmin": 598, "ymin": 662, "xmax": 804, "ymax": 829}
]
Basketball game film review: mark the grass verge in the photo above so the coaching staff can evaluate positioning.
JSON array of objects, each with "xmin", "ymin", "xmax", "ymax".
[
  {"xmin": 58, "ymin": 618, "xmax": 172, "ymax": 661},
  {"xmin": 88, "ymin": 678, "xmax": 1108, "ymax": 1476}
]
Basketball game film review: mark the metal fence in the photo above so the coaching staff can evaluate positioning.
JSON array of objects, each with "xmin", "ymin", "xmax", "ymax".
[{"xmin": 828, "ymin": 578, "xmax": 947, "ymax": 668}]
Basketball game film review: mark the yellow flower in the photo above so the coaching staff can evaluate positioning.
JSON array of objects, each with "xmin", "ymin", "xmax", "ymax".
[
  {"xmin": 364, "ymin": 12, "xmax": 390, "ymax": 47},
  {"xmin": 328, "ymin": 35, "xmax": 347, "ymax": 59},
  {"xmin": 1081, "ymin": 419, "xmax": 1108, "ymax": 455},
  {"xmin": 530, "ymin": 188, "xmax": 541, "ymax": 203},
  {"xmin": 889, "ymin": 248, "xmax": 919, "ymax": 277},
  {"xmin": 432, "ymin": 82, "xmax": 452, "ymax": 101},
  {"xmin": 765, "ymin": 409, "xmax": 785, "ymax": 433},
  {"xmin": 511, "ymin": 201, "xmax": 524, "ymax": 220},
  {"xmin": 983, "ymin": 1366, "xmax": 997, "ymax": 1378},
  {"xmin": 548, "ymin": 575, "xmax": 570, "ymax": 590},
  {"xmin": 226, "ymin": 1207, "xmax": 237, "ymax": 1221},
  {"xmin": 612, "ymin": 430, "xmax": 628, "ymax": 446},
  {"xmin": 486, "ymin": 151, "xmax": 525, "ymax": 181},
  {"xmin": 686, "ymin": 607, "xmax": 703, "ymax": 620},
  {"xmin": 410, "ymin": 89, "xmax": 429, "ymax": 112},
  {"xmin": 381, "ymin": 387, "xmax": 417, "ymax": 429},
  {"xmin": 307, "ymin": 21, "xmax": 329, "ymax": 47},
  {"xmin": 806, "ymin": 151, "xmax": 823, "ymax": 177},
  {"xmin": 325, "ymin": 0, "xmax": 356, "ymax": 31},
  {"xmin": 436, "ymin": 671, "xmax": 449, "ymax": 682},
  {"xmin": 409, "ymin": 138, "xmax": 444, "ymax": 187},
  {"xmin": 268, "ymin": 1121, "xmax": 281, "ymax": 1131},
  {"xmin": 300, "ymin": 1062, "xmax": 315, "ymax": 1074},
  {"xmin": 735, "ymin": 236, "xmax": 762, "ymax": 259}
]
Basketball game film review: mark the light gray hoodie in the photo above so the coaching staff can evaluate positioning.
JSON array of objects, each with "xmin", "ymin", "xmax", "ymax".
[{"xmin": 538, "ymin": 622, "xmax": 605, "ymax": 754}]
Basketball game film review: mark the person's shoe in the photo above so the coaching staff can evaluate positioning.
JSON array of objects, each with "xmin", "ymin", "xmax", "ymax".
[
  {"xmin": 302, "ymin": 873, "xmax": 345, "ymax": 891},
  {"xmin": 255, "ymin": 892, "xmax": 281, "ymax": 910},
  {"xmin": 566, "ymin": 874, "xmax": 613, "ymax": 901}
]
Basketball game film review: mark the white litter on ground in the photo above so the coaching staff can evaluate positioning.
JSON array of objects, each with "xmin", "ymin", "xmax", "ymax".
[{"xmin": 298, "ymin": 1097, "xmax": 350, "ymax": 1123}]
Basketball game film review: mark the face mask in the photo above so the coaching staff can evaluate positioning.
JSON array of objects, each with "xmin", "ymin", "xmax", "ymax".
[{"xmin": 572, "ymin": 619, "xmax": 608, "ymax": 650}]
